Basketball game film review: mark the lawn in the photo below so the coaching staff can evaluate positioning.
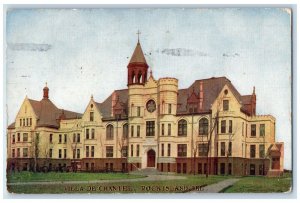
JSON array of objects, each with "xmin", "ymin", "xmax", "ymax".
[
  {"xmin": 222, "ymin": 173, "xmax": 292, "ymax": 193},
  {"xmin": 7, "ymin": 174, "xmax": 228, "ymax": 194},
  {"xmin": 7, "ymin": 171, "xmax": 145, "ymax": 183}
]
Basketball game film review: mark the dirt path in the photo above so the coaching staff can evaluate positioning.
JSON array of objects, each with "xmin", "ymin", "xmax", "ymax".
[{"xmin": 190, "ymin": 178, "xmax": 240, "ymax": 193}]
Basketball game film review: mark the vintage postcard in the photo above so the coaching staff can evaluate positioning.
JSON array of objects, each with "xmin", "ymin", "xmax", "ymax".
[{"xmin": 5, "ymin": 7, "xmax": 292, "ymax": 194}]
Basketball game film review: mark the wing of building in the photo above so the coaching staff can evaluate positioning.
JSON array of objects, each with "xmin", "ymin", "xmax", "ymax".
[{"xmin": 7, "ymin": 39, "xmax": 284, "ymax": 176}]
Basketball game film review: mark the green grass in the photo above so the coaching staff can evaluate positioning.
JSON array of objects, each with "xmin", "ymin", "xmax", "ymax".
[
  {"xmin": 7, "ymin": 171, "xmax": 145, "ymax": 183},
  {"xmin": 7, "ymin": 174, "xmax": 228, "ymax": 194},
  {"xmin": 222, "ymin": 173, "xmax": 292, "ymax": 193}
]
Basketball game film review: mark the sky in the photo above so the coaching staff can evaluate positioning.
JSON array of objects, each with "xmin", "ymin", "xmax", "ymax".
[{"xmin": 5, "ymin": 8, "xmax": 291, "ymax": 169}]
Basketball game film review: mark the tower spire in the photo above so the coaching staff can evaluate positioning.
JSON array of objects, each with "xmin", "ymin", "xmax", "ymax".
[{"xmin": 136, "ymin": 30, "xmax": 141, "ymax": 43}]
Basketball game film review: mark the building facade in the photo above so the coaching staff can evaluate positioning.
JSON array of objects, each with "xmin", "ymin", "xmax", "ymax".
[{"xmin": 7, "ymin": 39, "xmax": 284, "ymax": 176}]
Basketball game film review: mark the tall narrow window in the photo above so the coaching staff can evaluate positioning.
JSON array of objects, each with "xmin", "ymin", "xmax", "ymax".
[
  {"xmin": 242, "ymin": 122, "xmax": 244, "ymax": 136},
  {"xmin": 77, "ymin": 149, "xmax": 80, "ymax": 158},
  {"xmin": 168, "ymin": 124, "xmax": 171, "ymax": 136},
  {"xmin": 136, "ymin": 144, "xmax": 140, "ymax": 157},
  {"xmin": 137, "ymin": 125, "xmax": 140, "ymax": 137},
  {"xmin": 23, "ymin": 133, "xmax": 28, "ymax": 142},
  {"xmin": 131, "ymin": 144, "xmax": 134, "ymax": 157},
  {"xmin": 229, "ymin": 120, "xmax": 233, "ymax": 133},
  {"xmin": 49, "ymin": 134, "xmax": 53, "ymax": 143},
  {"xmin": 221, "ymin": 120, "xmax": 226, "ymax": 133},
  {"xmin": 199, "ymin": 118, "xmax": 209, "ymax": 135},
  {"xmin": 86, "ymin": 146, "xmax": 89, "ymax": 157},
  {"xmin": 168, "ymin": 144, "xmax": 171, "ymax": 156},
  {"xmin": 91, "ymin": 129, "xmax": 95, "ymax": 139},
  {"xmin": 58, "ymin": 149, "xmax": 62, "ymax": 158},
  {"xmin": 29, "ymin": 118, "xmax": 32, "ymax": 126},
  {"xmin": 131, "ymin": 126, "xmax": 134, "ymax": 137},
  {"xmin": 123, "ymin": 124, "xmax": 128, "ymax": 138},
  {"xmin": 86, "ymin": 129, "xmax": 90, "ymax": 139},
  {"xmin": 260, "ymin": 124, "xmax": 265, "ymax": 137},
  {"xmin": 137, "ymin": 107, "xmax": 141, "ymax": 117},
  {"xmin": 91, "ymin": 146, "xmax": 95, "ymax": 157},
  {"xmin": 72, "ymin": 149, "xmax": 75, "ymax": 159},
  {"xmin": 23, "ymin": 148, "xmax": 28, "ymax": 157},
  {"xmin": 11, "ymin": 149, "xmax": 15, "ymax": 158},
  {"xmin": 168, "ymin": 104, "xmax": 172, "ymax": 114},
  {"xmin": 77, "ymin": 133, "xmax": 80, "ymax": 143},
  {"xmin": 106, "ymin": 124, "xmax": 114, "ymax": 140},
  {"xmin": 49, "ymin": 148, "xmax": 53, "ymax": 158},
  {"xmin": 178, "ymin": 119, "xmax": 187, "ymax": 136},
  {"xmin": 20, "ymin": 119, "xmax": 22, "ymax": 126},
  {"xmin": 12, "ymin": 134, "xmax": 15, "ymax": 144},
  {"xmin": 26, "ymin": 118, "xmax": 28, "ymax": 126},
  {"xmin": 106, "ymin": 146, "xmax": 113, "ymax": 158},
  {"xmin": 73, "ymin": 133, "xmax": 76, "ymax": 143},
  {"xmin": 198, "ymin": 143, "xmax": 208, "ymax": 156},
  {"xmin": 59, "ymin": 134, "xmax": 62, "ymax": 143},
  {"xmin": 228, "ymin": 142, "xmax": 232, "ymax": 156},
  {"xmin": 161, "ymin": 143, "xmax": 164, "ymax": 157},
  {"xmin": 246, "ymin": 124, "xmax": 248, "ymax": 137},
  {"xmin": 162, "ymin": 124, "xmax": 165, "ymax": 136},
  {"xmin": 122, "ymin": 146, "xmax": 128, "ymax": 157},
  {"xmin": 223, "ymin": 100, "xmax": 229, "ymax": 111},
  {"xmin": 17, "ymin": 148, "xmax": 20, "ymax": 157},
  {"xmin": 23, "ymin": 119, "xmax": 25, "ymax": 126},
  {"xmin": 259, "ymin": 144, "xmax": 265, "ymax": 158},
  {"xmin": 251, "ymin": 124, "xmax": 256, "ymax": 137},
  {"xmin": 177, "ymin": 144, "xmax": 187, "ymax": 157},
  {"xmin": 64, "ymin": 134, "xmax": 67, "ymax": 143},
  {"xmin": 250, "ymin": 145, "xmax": 256, "ymax": 158},
  {"xmin": 64, "ymin": 149, "xmax": 67, "ymax": 158},
  {"xmin": 221, "ymin": 142, "xmax": 226, "ymax": 156},
  {"xmin": 90, "ymin": 112, "xmax": 94, "ymax": 121},
  {"xmin": 146, "ymin": 121, "xmax": 155, "ymax": 136}
]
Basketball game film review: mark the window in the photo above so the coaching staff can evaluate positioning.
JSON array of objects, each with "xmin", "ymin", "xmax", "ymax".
[
  {"xmin": 58, "ymin": 149, "xmax": 62, "ymax": 158},
  {"xmin": 106, "ymin": 125, "xmax": 114, "ymax": 140},
  {"xmin": 49, "ymin": 134, "xmax": 53, "ymax": 143},
  {"xmin": 228, "ymin": 142, "xmax": 232, "ymax": 156},
  {"xmin": 131, "ymin": 144, "xmax": 134, "ymax": 157},
  {"xmin": 168, "ymin": 144, "xmax": 171, "ymax": 156},
  {"xmin": 26, "ymin": 118, "xmax": 28, "ymax": 126},
  {"xmin": 12, "ymin": 134, "xmax": 15, "ymax": 144},
  {"xmin": 242, "ymin": 122, "xmax": 244, "ymax": 136},
  {"xmin": 251, "ymin": 124, "xmax": 256, "ymax": 137},
  {"xmin": 146, "ymin": 121, "xmax": 155, "ymax": 136},
  {"xmin": 161, "ymin": 124, "xmax": 165, "ymax": 136},
  {"xmin": 178, "ymin": 119, "xmax": 187, "ymax": 136},
  {"xmin": 49, "ymin": 149, "xmax": 53, "ymax": 158},
  {"xmin": 246, "ymin": 124, "xmax": 248, "ymax": 137},
  {"xmin": 72, "ymin": 149, "xmax": 75, "ymax": 159},
  {"xmin": 131, "ymin": 126, "xmax": 134, "ymax": 137},
  {"xmin": 137, "ymin": 107, "xmax": 141, "ymax": 117},
  {"xmin": 137, "ymin": 125, "xmax": 140, "ymax": 137},
  {"xmin": 29, "ymin": 118, "xmax": 32, "ymax": 126},
  {"xmin": 136, "ymin": 144, "xmax": 140, "ymax": 156},
  {"xmin": 177, "ymin": 144, "xmax": 187, "ymax": 157},
  {"xmin": 221, "ymin": 142, "xmax": 226, "ymax": 156},
  {"xmin": 17, "ymin": 133, "xmax": 21, "ymax": 142},
  {"xmin": 59, "ymin": 134, "xmax": 62, "ymax": 143},
  {"xmin": 90, "ymin": 112, "xmax": 94, "ymax": 121},
  {"xmin": 168, "ymin": 104, "xmax": 172, "ymax": 114},
  {"xmin": 229, "ymin": 120, "xmax": 233, "ymax": 133},
  {"xmin": 91, "ymin": 146, "xmax": 95, "ymax": 157},
  {"xmin": 77, "ymin": 149, "xmax": 80, "ymax": 158},
  {"xmin": 23, "ymin": 118, "xmax": 25, "ymax": 126},
  {"xmin": 91, "ymin": 129, "xmax": 95, "ymax": 139},
  {"xmin": 64, "ymin": 134, "xmax": 67, "ymax": 143},
  {"xmin": 64, "ymin": 149, "xmax": 67, "ymax": 158},
  {"xmin": 250, "ymin": 145, "xmax": 256, "ymax": 158},
  {"xmin": 221, "ymin": 120, "xmax": 226, "ymax": 133},
  {"xmin": 223, "ymin": 100, "xmax": 229, "ymax": 111},
  {"xmin": 73, "ymin": 133, "xmax": 76, "ymax": 143},
  {"xmin": 77, "ymin": 133, "xmax": 80, "ymax": 143},
  {"xmin": 86, "ymin": 146, "xmax": 89, "ymax": 157},
  {"xmin": 259, "ymin": 144, "xmax": 265, "ymax": 158},
  {"xmin": 199, "ymin": 118, "xmax": 209, "ymax": 135},
  {"xmin": 12, "ymin": 149, "xmax": 15, "ymax": 158},
  {"xmin": 106, "ymin": 146, "xmax": 113, "ymax": 158},
  {"xmin": 86, "ymin": 129, "xmax": 89, "ymax": 139},
  {"xmin": 168, "ymin": 124, "xmax": 171, "ymax": 136},
  {"xmin": 123, "ymin": 124, "xmax": 128, "ymax": 138},
  {"xmin": 122, "ymin": 146, "xmax": 128, "ymax": 157},
  {"xmin": 20, "ymin": 119, "xmax": 22, "ymax": 126},
  {"xmin": 161, "ymin": 144, "xmax": 164, "ymax": 156},
  {"xmin": 17, "ymin": 148, "xmax": 20, "ymax": 157},
  {"xmin": 23, "ymin": 148, "xmax": 28, "ymax": 157},
  {"xmin": 198, "ymin": 143, "xmax": 208, "ymax": 156},
  {"xmin": 260, "ymin": 124, "xmax": 265, "ymax": 137}
]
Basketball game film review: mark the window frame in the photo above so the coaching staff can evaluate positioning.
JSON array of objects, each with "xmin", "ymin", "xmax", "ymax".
[
  {"xmin": 106, "ymin": 124, "xmax": 114, "ymax": 140},
  {"xmin": 199, "ymin": 118, "xmax": 209, "ymax": 135},
  {"xmin": 178, "ymin": 119, "xmax": 187, "ymax": 136}
]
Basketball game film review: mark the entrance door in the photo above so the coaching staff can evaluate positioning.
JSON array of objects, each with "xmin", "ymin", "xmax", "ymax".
[
  {"xmin": 147, "ymin": 149, "xmax": 156, "ymax": 167},
  {"xmin": 250, "ymin": 164, "xmax": 256, "ymax": 175}
]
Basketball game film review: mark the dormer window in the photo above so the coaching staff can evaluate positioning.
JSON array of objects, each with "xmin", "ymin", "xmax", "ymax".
[
  {"xmin": 90, "ymin": 112, "xmax": 94, "ymax": 121},
  {"xmin": 223, "ymin": 100, "xmax": 229, "ymax": 111}
]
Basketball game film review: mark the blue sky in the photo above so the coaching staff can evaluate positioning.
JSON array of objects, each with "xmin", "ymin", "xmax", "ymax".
[{"xmin": 5, "ymin": 8, "xmax": 291, "ymax": 169}]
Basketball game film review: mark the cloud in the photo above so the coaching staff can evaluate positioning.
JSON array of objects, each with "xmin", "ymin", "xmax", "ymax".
[
  {"xmin": 158, "ymin": 48, "xmax": 208, "ymax": 57},
  {"xmin": 223, "ymin": 53, "xmax": 240, "ymax": 57},
  {"xmin": 7, "ymin": 43, "xmax": 52, "ymax": 52}
]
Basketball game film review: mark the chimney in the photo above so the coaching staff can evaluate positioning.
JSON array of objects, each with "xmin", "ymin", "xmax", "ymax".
[
  {"xmin": 43, "ymin": 82, "xmax": 49, "ymax": 99},
  {"xmin": 199, "ymin": 81, "xmax": 204, "ymax": 110}
]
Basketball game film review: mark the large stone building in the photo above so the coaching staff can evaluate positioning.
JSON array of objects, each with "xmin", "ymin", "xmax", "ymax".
[{"xmin": 7, "ymin": 39, "xmax": 284, "ymax": 176}]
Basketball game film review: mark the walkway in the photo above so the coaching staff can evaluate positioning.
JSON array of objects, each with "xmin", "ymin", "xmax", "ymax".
[
  {"xmin": 7, "ymin": 174, "xmax": 186, "ymax": 186},
  {"xmin": 190, "ymin": 178, "xmax": 240, "ymax": 193}
]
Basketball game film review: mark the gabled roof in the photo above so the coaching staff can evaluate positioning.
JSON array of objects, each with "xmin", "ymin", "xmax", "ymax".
[
  {"xmin": 8, "ymin": 98, "xmax": 82, "ymax": 129},
  {"xmin": 128, "ymin": 42, "xmax": 147, "ymax": 64}
]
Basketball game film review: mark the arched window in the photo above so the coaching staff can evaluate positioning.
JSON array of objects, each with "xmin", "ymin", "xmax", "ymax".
[
  {"xmin": 199, "ymin": 118, "xmax": 209, "ymax": 135},
  {"xmin": 138, "ymin": 71, "xmax": 142, "ymax": 83},
  {"xmin": 123, "ymin": 123, "xmax": 128, "ymax": 138},
  {"xmin": 178, "ymin": 119, "xmax": 187, "ymax": 136},
  {"xmin": 106, "ymin": 124, "xmax": 114, "ymax": 140}
]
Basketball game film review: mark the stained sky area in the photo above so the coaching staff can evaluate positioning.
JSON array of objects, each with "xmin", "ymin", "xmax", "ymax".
[{"xmin": 5, "ymin": 8, "xmax": 291, "ymax": 169}]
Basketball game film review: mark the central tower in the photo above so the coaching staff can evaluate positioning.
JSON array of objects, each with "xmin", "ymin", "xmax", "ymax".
[{"xmin": 127, "ymin": 38, "xmax": 149, "ymax": 86}]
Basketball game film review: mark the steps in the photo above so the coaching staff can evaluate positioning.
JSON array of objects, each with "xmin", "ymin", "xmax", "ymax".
[{"xmin": 129, "ymin": 167, "xmax": 164, "ymax": 175}]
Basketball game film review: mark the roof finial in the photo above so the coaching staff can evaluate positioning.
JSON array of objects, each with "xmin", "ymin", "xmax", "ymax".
[
  {"xmin": 136, "ymin": 30, "xmax": 141, "ymax": 43},
  {"xmin": 45, "ymin": 82, "xmax": 48, "ymax": 87},
  {"xmin": 253, "ymin": 86, "xmax": 256, "ymax": 94}
]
